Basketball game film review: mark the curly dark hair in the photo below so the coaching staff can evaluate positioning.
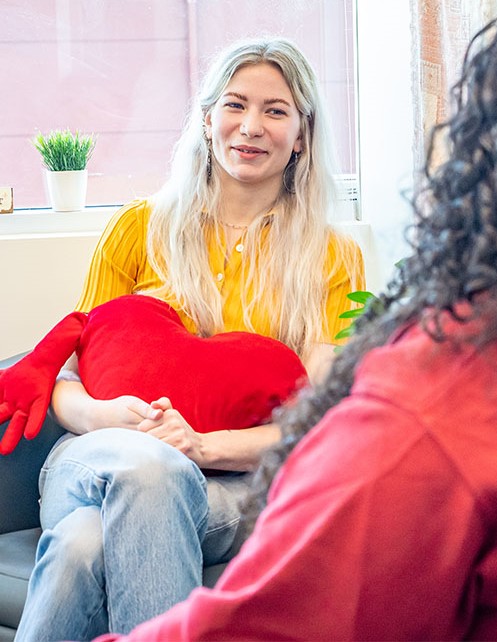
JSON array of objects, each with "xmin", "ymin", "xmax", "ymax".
[{"xmin": 241, "ymin": 18, "xmax": 497, "ymax": 534}]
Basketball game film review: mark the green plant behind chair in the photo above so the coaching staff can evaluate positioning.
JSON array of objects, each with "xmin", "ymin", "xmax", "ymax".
[
  {"xmin": 334, "ymin": 258, "xmax": 406, "ymax": 345},
  {"xmin": 333, "ymin": 290, "xmax": 383, "ymax": 352}
]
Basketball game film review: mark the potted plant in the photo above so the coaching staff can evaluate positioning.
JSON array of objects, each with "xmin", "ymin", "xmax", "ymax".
[{"xmin": 33, "ymin": 129, "xmax": 96, "ymax": 212}]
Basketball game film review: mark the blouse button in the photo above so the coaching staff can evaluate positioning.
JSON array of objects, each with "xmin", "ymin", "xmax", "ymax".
[
  {"xmin": 216, "ymin": 272, "xmax": 224, "ymax": 281},
  {"xmin": 235, "ymin": 243, "xmax": 244, "ymax": 253}
]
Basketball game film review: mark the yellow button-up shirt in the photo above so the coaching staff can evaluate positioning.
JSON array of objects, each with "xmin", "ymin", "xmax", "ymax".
[{"xmin": 76, "ymin": 199, "xmax": 364, "ymax": 343}]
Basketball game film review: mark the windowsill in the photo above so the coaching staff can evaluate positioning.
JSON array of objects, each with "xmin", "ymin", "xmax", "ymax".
[
  {"xmin": 0, "ymin": 206, "xmax": 120, "ymax": 239},
  {"xmin": 0, "ymin": 205, "xmax": 369, "ymax": 241}
]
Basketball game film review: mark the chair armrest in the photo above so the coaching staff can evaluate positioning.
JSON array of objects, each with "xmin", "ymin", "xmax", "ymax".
[
  {"xmin": 0, "ymin": 352, "xmax": 66, "ymax": 534},
  {"xmin": 0, "ymin": 352, "xmax": 30, "ymax": 369}
]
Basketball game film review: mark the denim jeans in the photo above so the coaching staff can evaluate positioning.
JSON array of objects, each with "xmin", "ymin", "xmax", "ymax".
[{"xmin": 14, "ymin": 429, "xmax": 251, "ymax": 642}]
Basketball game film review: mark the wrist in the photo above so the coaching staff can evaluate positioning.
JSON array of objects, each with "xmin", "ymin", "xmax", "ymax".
[
  {"xmin": 194, "ymin": 432, "xmax": 211, "ymax": 468},
  {"xmin": 80, "ymin": 397, "xmax": 106, "ymax": 432},
  {"xmin": 197, "ymin": 429, "xmax": 274, "ymax": 472}
]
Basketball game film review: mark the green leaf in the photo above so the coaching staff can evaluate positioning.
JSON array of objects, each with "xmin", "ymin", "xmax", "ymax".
[
  {"xmin": 346, "ymin": 290, "xmax": 376, "ymax": 304},
  {"xmin": 338, "ymin": 308, "xmax": 365, "ymax": 319},
  {"xmin": 333, "ymin": 290, "xmax": 382, "ymax": 344},
  {"xmin": 334, "ymin": 327, "xmax": 354, "ymax": 340}
]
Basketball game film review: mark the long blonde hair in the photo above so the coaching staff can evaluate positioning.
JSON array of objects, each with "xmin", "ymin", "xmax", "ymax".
[{"xmin": 147, "ymin": 37, "xmax": 360, "ymax": 358}]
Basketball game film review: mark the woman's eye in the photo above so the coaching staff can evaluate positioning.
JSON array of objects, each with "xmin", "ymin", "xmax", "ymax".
[
  {"xmin": 268, "ymin": 108, "xmax": 287, "ymax": 116},
  {"xmin": 225, "ymin": 102, "xmax": 244, "ymax": 109}
]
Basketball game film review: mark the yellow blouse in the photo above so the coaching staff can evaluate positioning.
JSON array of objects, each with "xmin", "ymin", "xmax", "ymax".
[{"xmin": 76, "ymin": 199, "xmax": 365, "ymax": 343}]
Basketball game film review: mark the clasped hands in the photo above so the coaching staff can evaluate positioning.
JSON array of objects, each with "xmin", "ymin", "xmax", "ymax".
[{"xmin": 105, "ymin": 394, "xmax": 204, "ymax": 464}]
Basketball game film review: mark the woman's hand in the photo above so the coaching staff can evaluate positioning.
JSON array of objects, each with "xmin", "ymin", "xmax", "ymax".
[
  {"xmin": 95, "ymin": 395, "xmax": 164, "ymax": 431},
  {"xmin": 137, "ymin": 397, "xmax": 206, "ymax": 464}
]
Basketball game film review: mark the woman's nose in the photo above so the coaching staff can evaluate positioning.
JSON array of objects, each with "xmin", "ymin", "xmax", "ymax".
[{"xmin": 240, "ymin": 111, "xmax": 263, "ymax": 137}]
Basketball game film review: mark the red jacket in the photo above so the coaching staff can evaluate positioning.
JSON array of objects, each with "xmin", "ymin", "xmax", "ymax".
[{"xmin": 95, "ymin": 322, "xmax": 497, "ymax": 641}]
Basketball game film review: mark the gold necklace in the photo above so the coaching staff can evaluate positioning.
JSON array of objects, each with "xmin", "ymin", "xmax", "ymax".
[
  {"xmin": 219, "ymin": 202, "xmax": 277, "ymax": 231},
  {"xmin": 220, "ymin": 220, "xmax": 249, "ymax": 230}
]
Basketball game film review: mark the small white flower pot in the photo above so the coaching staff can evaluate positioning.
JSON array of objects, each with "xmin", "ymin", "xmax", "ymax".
[{"xmin": 45, "ymin": 169, "xmax": 88, "ymax": 212}]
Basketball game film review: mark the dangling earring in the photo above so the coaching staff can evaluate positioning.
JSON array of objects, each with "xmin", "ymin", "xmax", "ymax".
[
  {"xmin": 204, "ymin": 123, "xmax": 213, "ymax": 181},
  {"xmin": 207, "ymin": 146, "xmax": 212, "ymax": 181},
  {"xmin": 283, "ymin": 151, "xmax": 300, "ymax": 194}
]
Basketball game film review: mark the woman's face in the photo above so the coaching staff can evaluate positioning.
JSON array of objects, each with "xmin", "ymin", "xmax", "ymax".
[{"xmin": 205, "ymin": 63, "xmax": 302, "ymax": 192}]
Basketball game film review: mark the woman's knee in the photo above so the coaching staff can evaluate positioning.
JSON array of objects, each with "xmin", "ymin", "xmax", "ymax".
[
  {"xmin": 46, "ymin": 429, "xmax": 195, "ymax": 481},
  {"xmin": 42, "ymin": 429, "xmax": 208, "ymax": 522},
  {"xmin": 109, "ymin": 435, "xmax": 208, "ymax": 509},
  {"xmin": 57, "ymin": 429, "xmax": 182, "ymax": 467}
]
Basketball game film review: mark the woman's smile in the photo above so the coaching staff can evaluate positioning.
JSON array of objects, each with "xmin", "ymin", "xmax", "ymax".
[{"xmin": 231, "ymin": 144, "xmax": 267, "ymax": 160}]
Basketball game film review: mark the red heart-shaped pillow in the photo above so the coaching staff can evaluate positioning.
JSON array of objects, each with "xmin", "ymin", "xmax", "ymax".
[{"xmin": 77, "ymin": 295, "xmax": 308, "ymax": 433}]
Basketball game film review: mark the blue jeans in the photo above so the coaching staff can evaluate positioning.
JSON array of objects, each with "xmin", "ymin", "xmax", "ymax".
[{"xmin": 14, "ymin": 429, "xmax": 251, "ymax": 642}]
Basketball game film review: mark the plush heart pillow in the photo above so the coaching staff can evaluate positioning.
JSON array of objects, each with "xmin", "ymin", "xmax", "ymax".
[
  {"xmin": 0, "ymin": 294, "xmax": 308, "ymax": 454},
  {"xmin": 77, "ymin": 295, "xmax": 308, "ymax": 433}
]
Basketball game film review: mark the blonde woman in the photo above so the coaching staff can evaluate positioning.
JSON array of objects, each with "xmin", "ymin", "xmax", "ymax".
[{"xmin": 15, "ymin": 37, "xmax": 364, "ymax": 641}]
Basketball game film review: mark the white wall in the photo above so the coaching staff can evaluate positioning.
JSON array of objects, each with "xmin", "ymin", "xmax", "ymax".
[
  {"xmin": 0, "ymin": 210, "xmax": 115, "ymax": 359},
  {"xmin": 356, "ymin": 0, "xmax": 414, "ymax": 292}
]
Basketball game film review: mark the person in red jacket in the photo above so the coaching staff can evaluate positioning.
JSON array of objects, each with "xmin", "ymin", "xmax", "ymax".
[{"xmin": 91, "ymin": 17, "xmax": 497, "ymax": 642}]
